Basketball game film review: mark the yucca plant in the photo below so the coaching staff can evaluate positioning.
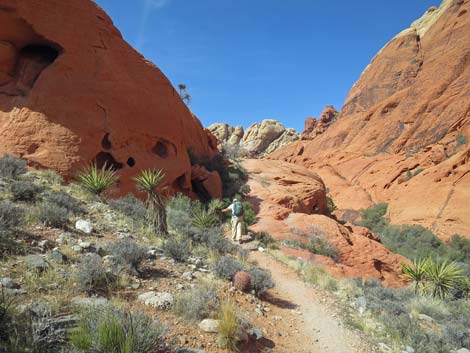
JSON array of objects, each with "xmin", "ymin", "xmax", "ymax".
[
  {"xmin": 192, "ymin": 206, "xmax": 218, "ymax": 230},
  {"xmin": 425, "ymin": 259, "xmax": 462, "ymax": 299},
  {"xmin": 77, "ymin": 162, "xmax": 118, "ymax": 195},
  {"xmin": 134, "ymin": 169, "xmax": 167, "ymax": 235},
  {"xmin": 402, "ymin": 257, "xmax": 430, "ymax": 295}
]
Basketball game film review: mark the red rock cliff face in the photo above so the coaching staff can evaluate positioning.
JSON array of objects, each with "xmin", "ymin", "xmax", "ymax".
[
  {"xmin": 270, "ymin": 0, "xmax": 470, "ymax": 240},
  {"xmin": 0, "ymin": 0, "xmax": 219, "ymax": 197}
]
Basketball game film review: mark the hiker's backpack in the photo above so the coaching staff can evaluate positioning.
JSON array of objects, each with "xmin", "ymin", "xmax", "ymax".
[{"xmin": 233, "ymin": 202, "xmax": 244, "ymax": 217}]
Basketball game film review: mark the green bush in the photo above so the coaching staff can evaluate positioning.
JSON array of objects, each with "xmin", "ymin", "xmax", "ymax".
[
  {"xmin": 173, "ymin": 282, "xmax": 219, "ymax": 321},
  {"xmin": 109, "ymin": 194, "xmax": 147, "ymax": 226},
  {"xmin": 327, "ymin": 196, "xmax": 337, "ymax": 213},
  {"xmin": 76, "ymin": 253, "xmax": 114, "ymax": 293},
  {"xmin": 456, "ymin": 134, "xmax": 467, "ymax": 146},
  {"xmin": 358, "ymin": 203, "xmax": 388, "ymax": 233},
  {"xmin": 70, "ymin": 305, "xmax": 166, "ymax": 353},
  {"xmin": 10, "ymin": 180, "xmax": 42, "ymax": 202},
  {"xmin": 36, "ymin": 202, "xmax": 69, "ymax": 228},
  {"xmin": 380, "ymin": 224, "xmax": 443, "ymax": 260},
  {"xmin": 0, "ymin": 202, "xmax": 24, "ymax": 256},
  {"xmin": 106, "ymin": 238, "xmax": 147, "ymax": 271},
  {"xmin": 286, "ymin": 227, "xmax": 339, "ymax": 261},
  {"xmin": 0, "ymin": 154, "xmax": 27, "ymax": 179},
  {"xmin": 213, "ymin": 256, "xmax": 244, "ymax": 280},
  {"xmin": 161, "ymin": 236, "xmax": 191, "ymax": 262},
  {"xmin": 252, "ymin": 231, "xmax": 277, "ymax": 248},
  {"xmin": 0, "ymin": 201, "xmax": 24, "ymax": 229},
  {"xmin": 41, "ymin": 190, "xmax": 84, "ymax": 215},
  {"xmin": 199, "ymin": 227, "xmax": 235, "ymax": 255},
  {"xmin": 247, "ymin": 267, "xmax": 274, "ymax": 296}
]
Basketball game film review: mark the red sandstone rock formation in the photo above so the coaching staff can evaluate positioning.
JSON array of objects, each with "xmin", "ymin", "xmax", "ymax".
[
  {"xmin": 270, "ymin": 0, "xmax": 470, "ymax": 240},
  {"xmin": 243, "ymin": 159, "xmax": 407, "ymax": 286},
  {"xmin": 0, "ymin": 0, "xmax": 220, "ymax": 198},
  {"xmin": 301, "ymin": 105, "xmax": 338, "ymax": 140}
]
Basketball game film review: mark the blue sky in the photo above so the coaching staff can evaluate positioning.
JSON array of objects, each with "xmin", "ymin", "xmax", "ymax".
[{"xmin": 95, "ymin": 0, "xmax": 440, "ymax": 132}]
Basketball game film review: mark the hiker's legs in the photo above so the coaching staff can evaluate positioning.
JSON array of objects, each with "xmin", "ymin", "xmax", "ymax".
[
  {"xmin": 235, "ymin": 219, "xmax": 243, "ymax": 242},
  {"xmin": 231, "ymin": 216, "xmax": 238, "ymax": 240}
]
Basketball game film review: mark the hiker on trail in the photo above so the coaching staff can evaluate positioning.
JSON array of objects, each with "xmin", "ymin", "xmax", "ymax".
[{"xmin": 222, "ymin": 198, "xmax": 244, "ymax": 243}]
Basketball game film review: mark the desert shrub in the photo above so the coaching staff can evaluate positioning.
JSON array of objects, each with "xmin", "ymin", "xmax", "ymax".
[
  {"xmin": 327, "ymin": 196, "xmax": 337, "ymax": 213},
  {"xmin": 358, "ymin": 203, "xmax": 388, "ymax": 233},
  {"xmin": 0, "ymin": 202, "xmax": 24, "ymax": 256},
  {"xmin": 413, "ymin": 168, "xmax": 424, "ymax": 176},
  {"xmin": 173, "ymin": 281, "xmax": 219, "ymax": 321},
  {"xmin": 10, "ymin": 180, "xmax": 42, "ymax": 202},
  {"xmin": 0, "ymin": 296, "xmax": 64, "ymax": 353},
  {"xmin": 106, "ymin": 238, "xmax": 147, "ymax": 271},
  {"xmin": 36, "ymin": 202, "xmax": 69, "ymax": 228},
  {"xmin": 213, "ymin": 256, "xmax": 244, "ymax": 280},
  {"xmin": 456, "ymin": 134, "xmax": 467, "ymax": 146},
  {"xmin": 448, "ymin": 234, "xmax": 470, "ymax": 264},
  {"xmin": 252, "ymin": 231, "xmax": 276, "ymax": 248},
  {"xmin": 42, "ymin": 190, "xmax": 84, "ymax": 215},
  {"xmin": 0, "ymin": 201, "xmax": 23, "ymax": 229},
  {"xmin": 302, "ymin": 263, "xmax": 338, "ymax": 291},
  {"xmin": 37, "ymin": 169, "xmax": 64, "ymax": 185},
  {"xmin": 108, "ymin": 194, "xmax": 146, "ymax": 225},
  {"xmin": 166, "ymin": 194, "xmax": 194, "ymax": 236},
  {"xmin": 247, "ymin": 267, "xmax": 274, "ymax": 296},
  {"xmin": 217, "ymin": 301, "xmax": 240, "ymax": 351},
  {"xmin": 287, "ymin": 227, "xmax": 339, "ymax": 260},
  {"xmin": 161, "ymin": 236, "xmax": 190, "ymax": 262},
  {"xmin": 70, "ymin": 305, "xmax": 166, "ymax": 353},
  {"xmin": 242, "ymin": 200, "xmax": 256, "ymax": 226},
  {"xmin": 76, "ymin": 253, "xmax": 114, "ymax": 293},
  {"xmin": 77, "ymin": 162, "xmax": 118, "ymax": 195},
  {"xmin": 0, "ymin": 154, "xmax": 27, "ymax": 179},
  {"xmin": 380, "ymin": 225, "xmax": 444, "ymax": 260},
  {"xmin": 198, "ymin": 227, "xmax": 234, "ymax": 255}
]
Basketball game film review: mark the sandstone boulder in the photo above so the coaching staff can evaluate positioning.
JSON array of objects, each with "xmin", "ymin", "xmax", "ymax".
[
  {"xmin": 243, "ymin": 159, "xmax": 408, "ymax": 287},
  {"xmin": 0, "ymin": 0, "xmax": 219, "ymax": 198}
]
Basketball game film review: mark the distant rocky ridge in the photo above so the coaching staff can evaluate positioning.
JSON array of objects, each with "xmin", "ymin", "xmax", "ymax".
[
  {"xmin": 208, "ymin": 119, "xmax": 299, "ymax": 156},
  {"xmin": 270, "ymin": 0, "xmax": 470, "ymax": 240}
]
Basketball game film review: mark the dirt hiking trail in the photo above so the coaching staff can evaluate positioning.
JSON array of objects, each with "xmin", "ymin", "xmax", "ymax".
[{"xmin": 250, "ymin": 251, "xmax": 375, "ymax": 353}]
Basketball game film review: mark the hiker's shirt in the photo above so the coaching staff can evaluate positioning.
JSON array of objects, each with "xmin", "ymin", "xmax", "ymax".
[{"xmin": 227, "ymin": 203, "xmax": 237, "ymax": 218}]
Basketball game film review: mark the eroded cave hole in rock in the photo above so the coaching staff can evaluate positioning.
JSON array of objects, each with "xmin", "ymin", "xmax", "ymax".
[
  {"xmin": 101, "ymin": 133, "xmax": 112, "ymax": 149},
  {"xmin": 152, "ymin": 141, "xmax": 168, "ymax": 158},
  {"xmin": 126, "ymin": 157, "xmax": 135, "ymax": 167},
  {"xmin": 16, "ymin": 44, "xmax": 60, "ymax": 89},
  {"xmin": 94, "ymin": 151, "xmax": 123, "ymax": 170}
]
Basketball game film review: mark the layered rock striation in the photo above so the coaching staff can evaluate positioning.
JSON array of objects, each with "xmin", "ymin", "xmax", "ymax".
[{"xmin": 270, "ymin": 0, "xmax": 470, "ymax": 239}]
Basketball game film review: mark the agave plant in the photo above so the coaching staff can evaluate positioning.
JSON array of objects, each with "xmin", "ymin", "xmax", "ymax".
[
  {"xmin": 425, "ymin": 259, "xmax": 462, "ymax": 299},
  {"xmin": 134, "ymin": 169, "xmax": 167, "ymax": 235},
  {"xmin": 192, "ymin": 207, "xmax": 218, "ymax": 230},
  {"xmin": 77, "ymin": 162, "xmax": 118, "ymax": 195},
  {"xmin": 402, "ymin": 257, "xmax": 429, "ymax": 295}
]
